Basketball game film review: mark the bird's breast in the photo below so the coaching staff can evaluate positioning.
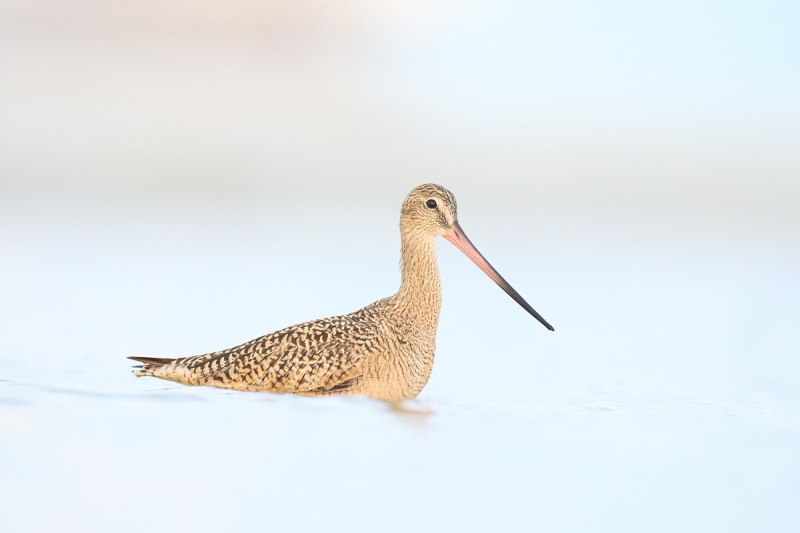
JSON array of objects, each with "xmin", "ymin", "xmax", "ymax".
[{"xmin": 360, "ymin": 316, "xmax": 437, "ymax": 401}]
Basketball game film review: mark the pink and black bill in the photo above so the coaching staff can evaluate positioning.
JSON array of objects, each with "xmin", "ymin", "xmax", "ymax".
[{"xmin": 443, "ymin": 221, "xmax": 555, "ymax": 331}]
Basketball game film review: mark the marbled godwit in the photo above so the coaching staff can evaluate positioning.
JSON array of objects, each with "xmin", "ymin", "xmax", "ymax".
[{"xmin": 129, "ymin": 184, "xmax": 553, "ymax": 401}]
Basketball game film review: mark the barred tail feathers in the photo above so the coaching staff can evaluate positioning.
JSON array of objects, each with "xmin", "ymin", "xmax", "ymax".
[{"xmin": 128, "ymin": 356, "xmax": 176, "ymax": 377}]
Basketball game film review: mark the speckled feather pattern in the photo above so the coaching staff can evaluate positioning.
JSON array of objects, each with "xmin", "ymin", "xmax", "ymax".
[{"xmin": 131, "ymin": 184, "xmax": 454, "ymax": 402}]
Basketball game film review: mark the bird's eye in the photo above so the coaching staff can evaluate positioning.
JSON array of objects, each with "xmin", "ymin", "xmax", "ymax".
[{"xmin": 426, "ymin": 199, "xmax": 437, "ymax": 209}]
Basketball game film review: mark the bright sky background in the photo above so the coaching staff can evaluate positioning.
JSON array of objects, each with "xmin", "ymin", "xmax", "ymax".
[{"xmin": 1, "ymin": 0, "xmax": 798, "ymax": 226}]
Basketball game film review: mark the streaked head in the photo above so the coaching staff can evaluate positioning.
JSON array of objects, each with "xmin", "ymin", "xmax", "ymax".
[{"xmin": 400, "ymin": 183, "xmax": 458, "ymax": 237}]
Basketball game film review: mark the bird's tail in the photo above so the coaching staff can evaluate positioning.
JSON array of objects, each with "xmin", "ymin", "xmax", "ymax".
[{"xmin": 128, "ymin": 356, "xmax": 175, "ymax": 377}]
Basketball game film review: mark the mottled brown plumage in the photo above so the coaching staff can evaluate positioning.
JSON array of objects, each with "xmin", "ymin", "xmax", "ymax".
[{"xmin": 129, "ymin": 184, "xmax": 553, "ymax": 401}]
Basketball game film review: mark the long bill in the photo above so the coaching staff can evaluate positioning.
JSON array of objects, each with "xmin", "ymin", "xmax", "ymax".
[{"xmin": 443, "ymin": 221, "xmax": 554, "ymax": 331}]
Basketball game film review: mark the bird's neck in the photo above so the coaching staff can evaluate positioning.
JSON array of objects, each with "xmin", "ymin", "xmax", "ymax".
[{"xmin": 393, "ymin": 230, "xmax": 442, "ymax": 329}]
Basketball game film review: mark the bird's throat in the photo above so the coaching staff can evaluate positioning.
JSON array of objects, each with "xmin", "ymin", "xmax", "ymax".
[{"xmin": 395, "ymin": 233, "xmax": 442, "ymax": 329}]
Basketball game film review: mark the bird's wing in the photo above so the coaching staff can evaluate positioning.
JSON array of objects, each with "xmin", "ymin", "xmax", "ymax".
[{"xmin": 176, "ymin": 314, "xmax": 378, "ymax": 394}]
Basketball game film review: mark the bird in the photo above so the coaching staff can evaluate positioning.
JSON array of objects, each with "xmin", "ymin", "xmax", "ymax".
[{"xmin": 129, "ymin": 184, "xmax": 553, "ymax": 402}]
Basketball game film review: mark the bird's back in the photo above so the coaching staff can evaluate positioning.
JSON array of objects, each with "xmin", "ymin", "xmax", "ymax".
[{"xmin": 130, "ymin": 301, "xmax": 387, "ymax": 396}]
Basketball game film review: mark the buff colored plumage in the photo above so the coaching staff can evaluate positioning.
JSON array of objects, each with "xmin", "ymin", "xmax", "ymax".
[{"xmin": 129, "ymin": 184, "xmax": 553, "ymax": 402}]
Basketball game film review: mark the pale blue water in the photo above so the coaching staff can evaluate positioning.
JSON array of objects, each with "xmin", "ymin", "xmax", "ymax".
[{"xmin": 1, "ymin": 200, "xmax": 798, "ymax": 532}]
